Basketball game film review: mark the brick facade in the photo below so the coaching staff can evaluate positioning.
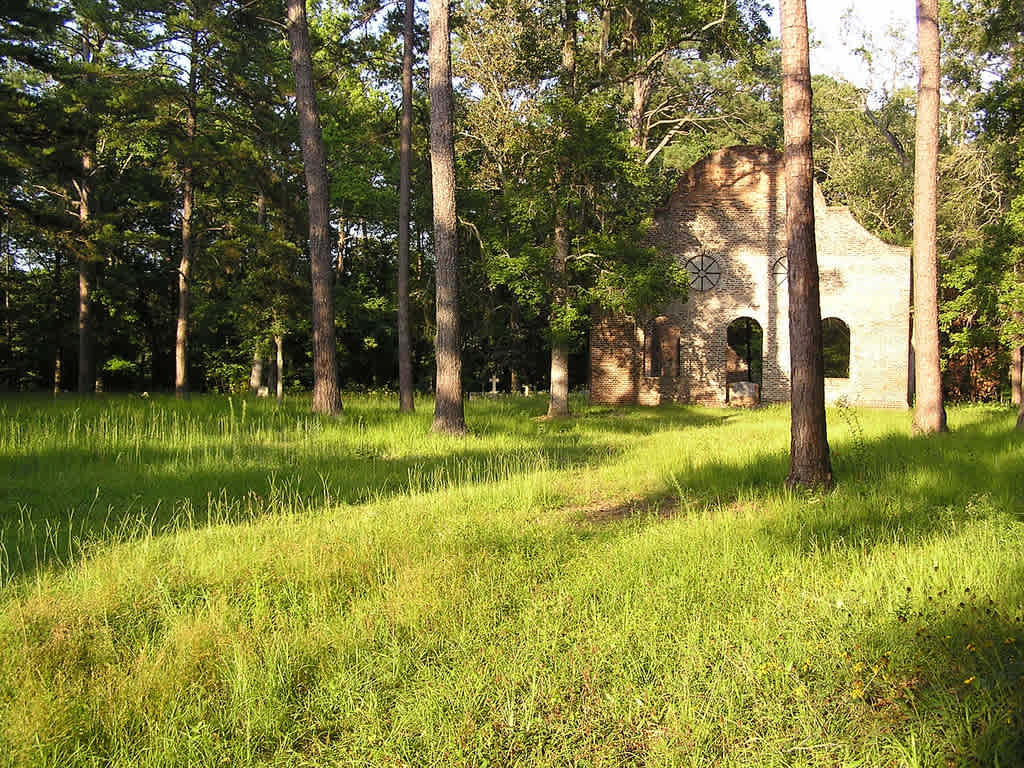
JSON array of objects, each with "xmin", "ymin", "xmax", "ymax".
[{"xmin": 590, "ymin": 146, "xmax": 910, "ymax": 408}]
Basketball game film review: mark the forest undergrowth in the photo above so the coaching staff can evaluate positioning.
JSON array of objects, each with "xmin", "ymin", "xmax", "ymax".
[{"xmin": 0, "ymin": 394, "xmax": 1021, "ymax": 767}]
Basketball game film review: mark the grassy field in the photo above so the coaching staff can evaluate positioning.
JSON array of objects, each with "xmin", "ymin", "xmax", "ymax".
[{"xmin": 0, "ymin": 393, "xmax": 1021, "ymax": 767}]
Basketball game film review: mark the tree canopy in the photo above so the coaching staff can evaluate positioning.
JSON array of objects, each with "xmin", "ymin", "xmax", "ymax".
[{"xmin": 0, "ymin": 0, "xmax": 1020, "ymax": 408}]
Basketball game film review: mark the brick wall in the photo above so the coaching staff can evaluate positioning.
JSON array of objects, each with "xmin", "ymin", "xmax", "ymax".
[{"xmin": 590, "ymin": 146, "xmax": 911, "ymax": 409}]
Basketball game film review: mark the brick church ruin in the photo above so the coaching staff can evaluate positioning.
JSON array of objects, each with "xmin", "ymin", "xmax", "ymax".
[{"xmin": 589, "ymin": 146, "xmax": 911, "ymax": 408}]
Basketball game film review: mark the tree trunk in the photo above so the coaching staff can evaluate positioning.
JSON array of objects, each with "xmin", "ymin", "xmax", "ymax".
[
  {"xmin": 1015, "ymin": 343, "xmax": 1024, "ymax": 427},
  {"xmin": 429, "ymin": 0, "xmax": 465, "ymax": 434},
  {"xmin": 77, "ymin": 151, "xmax": 96, "ymax": 395},
  {"xmin": 546, "ymin": 0, "xmax": 576, "ymax": 420},
  {"xmin": 53, "ymin": 249, "xmax": 63, "ymax": 394},
  {"xmin": 547, "ymin": 212, "xmax": 570, "ymax": 418},
  {"xmin": 781, "ymin": 0, "xmax": 832, "ymax": 488},
  {"xmin": 1011, "ymin": 344, "xmax": 1022, "ymax": 406},
  {"xmin": 175, "ymin": 33, "xmax": 198, "ymax": 399},
  {"xmin": 175, "ymin": 160, "xmax": 194, "ymax": 398},
  {"xmin": 2, "ymin": 231, "xmax": 10, "ymax": 375},
  {"xmin": 911, "ymin": 0, "xmax": 948, "ymax": 434},
  {"xmin": 286, "ymin": 0, "xmax": 341, "ymax": 415},
  {"xmin": 249, "ymin": 349, "xmax": 263, "ymax": 394},
  {"xmin": 266, "ymin": 353, "xmax": 278, "ymax": 397},
  {"xmin": 397, "ymin": 0, "xmax": 415, "ymax": 413},
  {"xmin": 275, "ymin": 334, "xmax": 284, "ymax": 403},
  {"xmin": 629, "ymin": 71, "xmax": 653, "ymax": 150},
  {"xmin": 337, "ymin": 216, "xmax": 347, "ymax": 275}
]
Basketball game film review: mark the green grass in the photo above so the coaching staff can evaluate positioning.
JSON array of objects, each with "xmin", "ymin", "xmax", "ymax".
[{"xmin": 0, "ymin": 393, "xmax": 1021, "ymax": 766}]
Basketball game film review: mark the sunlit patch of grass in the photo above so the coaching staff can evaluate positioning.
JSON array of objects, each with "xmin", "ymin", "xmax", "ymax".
[{"xmin": 0, "ymin": 394, "xmax": 1021, "ymax": 766}]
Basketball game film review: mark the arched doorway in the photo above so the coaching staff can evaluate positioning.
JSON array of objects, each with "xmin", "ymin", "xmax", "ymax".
[
  {"xmin": 726, "ymin": 317, "xmax": 763, "ymax": 402},
  {"xmin": 822, "ymin": 317, "xmax": 851, "ymax": 378}
]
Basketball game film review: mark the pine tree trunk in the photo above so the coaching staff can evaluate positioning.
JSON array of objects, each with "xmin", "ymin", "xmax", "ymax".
[
  {"xmin": 429, "ymin": 0, "xmax": 465, "ymax": 434},
  {"xmin": 546, "ymin": 0, "xmax": 576, "ymax": 420},
  {"xmin": 77, "ymin": 259, "xmax": 95, "ymax": 394},
  {"xmin": 53, "ymin": 249, "xmax": 63, "ymax": 394},
  {"xmin": 337, "ymin": 217, "xmax": 346, "ymax": 276},
  {"xmin": 547, "ymin": 213, "xmax": 570, "ymax": 418},
  {"xmin": 175, "ymin": 36, "xmax": 198, "ymax": 399},
  {"xmin": 1011, "ymin": 344, "xmax": 1022, "ymax": 406},
  {"xmin": 286, "ymin": 0, "xmax": 342, "ymax": 415},
  {"xmin": 911, "ymin": 0, "xmax": 948, "ymax": 434},
  {"xmin": 266, "ymin": 354, "xmax": 277, "ymax": 397},
  {"xmin": 781, "ymin": 0, "xmax": 832, "ymax": 488},
  {"xmin": 175, "ymin": 165, "xmax": 193, "ymax": 398},
  {"xmin": 275, "ymin": 334, "xmax": 284, "ymax": 403},
  {"xmin": 77, "ymin": 151, "xmax": 96, "ymax": 395},
  {"xmin": 397, "ymin": 0, "xmax": 415, "ymax": 413},
  {"xmin": 2, "ymin": 235, "xmax": 10, "ymax": 376},
  {"xmin": 249, "ymin": 350, "xmax": 263, "ymax": 394}
]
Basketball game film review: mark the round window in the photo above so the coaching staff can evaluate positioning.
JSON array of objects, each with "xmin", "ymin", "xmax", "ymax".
[
  {"xmin": 772, "ymin": 256, "xmax": 788, "ymax": 287},
  {"xmin": 685, "ymin": 253, "xmax": 721, "ymax": 292}
]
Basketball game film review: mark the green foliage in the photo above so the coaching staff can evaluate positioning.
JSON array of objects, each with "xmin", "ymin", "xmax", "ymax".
[
  {"xmin": 812, "ymin": 75, "xmax": 914, "ymax": 246},
  {"xmin": 588, "ymin": 237, "xmax": 689, "ymax": 321},
  {"xmin": 2, "ymin": 0, "xmax": 1020, "ymax": 403}
]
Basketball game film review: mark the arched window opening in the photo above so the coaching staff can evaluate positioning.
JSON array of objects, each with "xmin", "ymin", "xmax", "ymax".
[
  {"xmin": 822, "ymin": 317, "xmax": 851, "ymax": 378},
  {"xmin": 726, "ymin": 317, "xmax": 763, "ymax": 388},
  {"xmin": 645, "ymin": 316, "xmax": 679, "ymax": 377},
  {"xmin": 646, "ymin": 320, "xmax": 662, "ymax": 377}
]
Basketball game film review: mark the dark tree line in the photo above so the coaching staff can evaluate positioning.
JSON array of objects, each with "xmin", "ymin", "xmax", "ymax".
[{"xmin": 1, "ymin": 0, "xmax": 1021, "ymax": 439}]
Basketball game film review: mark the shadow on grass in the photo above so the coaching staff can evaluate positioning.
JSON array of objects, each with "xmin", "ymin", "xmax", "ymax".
[
  {"xmin": 854, "ymin": 566, "xmax": 1024, "ymax": 766},
  {"xmin": 579, "ymin": 413, "xmax": 1022, "ymax": 766},
  {"xmin": 590, "ymin": 414, "xmax": 1021, "ymax": 549},
  {"xmin": 0, "ymin": 396, "xmax": 727, "ymax": 581}
]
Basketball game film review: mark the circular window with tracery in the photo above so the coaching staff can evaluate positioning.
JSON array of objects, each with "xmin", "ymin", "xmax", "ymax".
[
  {"xmin": 685, "ymin": 253, "xmax": 721, "ymax": 292},
  {"xmin": 772, "ymin": 256, "xmax": 789, "ymax": 287}
]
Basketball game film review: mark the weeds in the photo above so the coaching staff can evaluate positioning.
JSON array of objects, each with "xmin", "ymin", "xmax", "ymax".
[{"xmin": 834, "ymin": 395, "xmax": 868, "ymax": 474}]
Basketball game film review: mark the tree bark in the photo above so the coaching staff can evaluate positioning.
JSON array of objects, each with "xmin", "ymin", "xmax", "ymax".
[
  {"xmin": 286, "ymin": 0, "xmax": 342, "ymax": 414},
  {"xmin": 174, "ymin": 159, "xmax": 193, "ymax": 396},
  {"xmin": 337, "ymin": 217, "xmax": 346, "ymax": 275},
  {"xmin": 249, "ymin": 349, "xmax": 263, "ymax": 394},
  {"xmin": 397, "ymin": 0, "xmax": 415, "ymax": 413},
  {"xmin": 629, "ymin": 71, "xmax": 653, "ymax": 150},
  {"xmin": 781, "ymin": 0, "xmax": 832, "ymax": 488},
  {"xmin": 1011, "ymin": 344, "xmax": 1022, "ymax": 406},
  {"xmin": 275, "ymin": 334, "xmax": 284, "ymax": 403},
  {"xmin": 266, "ymin": 354, "xmax": 278, "ymax": 397},
  {"xmin": 53, "ymin": 249, "xmax": 63, "ymax": 394},
  {"xmin": 77, "ymin": 151, "xmax": 96, "ymax": 394},
  {"xmin": 547, "ymin": 212, "xmax": 570, "ymax": 417},
  {"xmin": 546, "ymin": 0, "xmax": 576, "ymax": 420},
  {"xmin": 175, "ymin": 33, "xmax": 199, "ymax": 399},
  {"xmin": 429, "ymin": 0, "xmax": 465, "ymax": 434},
  {"xmin": 911, "ymin": 0, "xmax": 948, "ymax": 434}
]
